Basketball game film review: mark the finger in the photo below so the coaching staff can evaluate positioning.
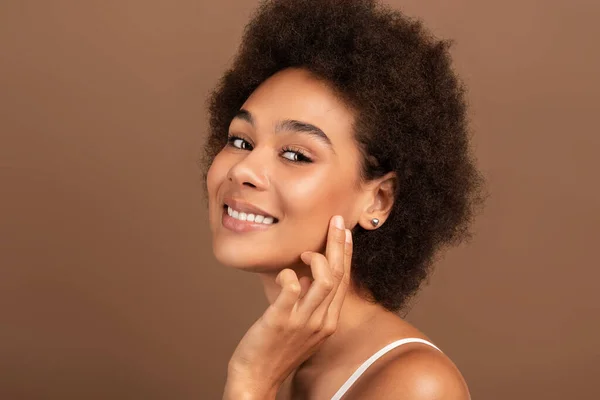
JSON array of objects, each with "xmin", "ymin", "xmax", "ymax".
[
  {"xmin": 296, "ymin": 252, "xmax": 334, "ymax": 319},
  {"xmin": 270, "ymin": 268, "xmax": 302, "ymax": 314},
  {"xmin": 327, "ymin": 228, "xmax": 353, "ymax": 322},
  {"xmin": 325, "ymin": 215, "xmax": 347, "ymax": 286},
  {"xmin": 310, "ymin": 216, "xmax": 347, "ymax": 320}
]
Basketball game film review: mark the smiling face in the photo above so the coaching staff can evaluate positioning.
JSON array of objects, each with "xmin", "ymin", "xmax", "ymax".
[{"xmin": 206, "ymin": 68, "xmax": 369, "ymax": 272}]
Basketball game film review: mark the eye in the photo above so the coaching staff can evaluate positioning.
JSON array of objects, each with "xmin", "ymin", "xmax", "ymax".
[
  {"xmin": 281, "ymin": 147, "xmax": 313, "ymax": 163},
  {"xmin": 227, "ymin": 135, "xmax": 253, "ymax": 150},
  {"xmin": 227, "ymin": 136, "xmax": 312, "ymax": 163}
]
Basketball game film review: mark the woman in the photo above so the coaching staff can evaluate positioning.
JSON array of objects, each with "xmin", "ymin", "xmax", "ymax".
[{"xmin": 201, "ymin": 0, "xmax": 484, "ymax": 398}]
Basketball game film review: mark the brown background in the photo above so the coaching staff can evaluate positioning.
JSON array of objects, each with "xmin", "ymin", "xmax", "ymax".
[{"xmin": 1, "ymin": 0, "xmax": 599, "ymax": 399}]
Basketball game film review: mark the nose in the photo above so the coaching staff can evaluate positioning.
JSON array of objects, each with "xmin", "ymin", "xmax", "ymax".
[{"xmin": 226, "ymin": 149, "xmax": 270, "ymax": 190}]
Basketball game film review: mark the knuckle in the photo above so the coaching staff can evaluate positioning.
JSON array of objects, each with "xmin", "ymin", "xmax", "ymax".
[
  {"xmin": 344, "ymin": 244, "xmax": 353, "ymax": 258},
  {"xmin": 322, "ymin": 321, "xmax": 337, "ymax": 336},
  {"xmin": 263, "ymin": 314, "xmax": 286, "ymax": 332},
  {"xmin": 318, "ymin": 278, "xmax": 334, "ymax": 292},
  {"xmin": 289, "ymin": 284, "xmax": 301, "ymax": 294},
  {"xmin": 307, "ymin": 318, "xmax": 324, "ymax": 332},
  {"xmin": 341, "ymin": 274, "xmax": 351, "ymax": 286},
  {"xmin": 331, "ymin": 267, "xmax": 344, "ymax": 281}
]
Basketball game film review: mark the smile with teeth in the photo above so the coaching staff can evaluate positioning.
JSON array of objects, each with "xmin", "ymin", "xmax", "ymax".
[{"xmin": 226, "ymin": 205, "xmax": 277, "ymax": 225}]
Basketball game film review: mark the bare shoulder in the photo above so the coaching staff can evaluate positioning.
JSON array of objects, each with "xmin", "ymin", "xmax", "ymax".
[{"xmin": 344, "ymin": 344, "xmax": 471, "ymax": 400}]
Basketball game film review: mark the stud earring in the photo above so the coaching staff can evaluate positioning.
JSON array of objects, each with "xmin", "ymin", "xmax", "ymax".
[{"xmin": 371, "ymin": 218, "xmax": 379, "ymax": 227}]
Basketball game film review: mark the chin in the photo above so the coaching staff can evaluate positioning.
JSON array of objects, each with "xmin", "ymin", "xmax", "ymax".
[
  {"xmin": 212, "ymin": 238, "xmax": 303, "ymax": 273},
  {"xmin": 212, "ymin": 240, "xmax": 272, "ymax": 272}
]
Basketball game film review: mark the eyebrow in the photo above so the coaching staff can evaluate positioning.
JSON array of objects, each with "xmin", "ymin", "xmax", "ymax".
[{"xmin": 233, "ymin": 108, "xmax": 334, "ymax": 150}]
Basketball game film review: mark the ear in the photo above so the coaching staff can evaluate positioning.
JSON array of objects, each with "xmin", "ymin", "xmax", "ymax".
[{"xmin": 358, "ymin": 172, "xmax": 397, "ymax": 230}]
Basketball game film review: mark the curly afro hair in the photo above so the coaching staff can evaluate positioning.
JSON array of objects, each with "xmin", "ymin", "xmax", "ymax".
[{"xmin": 201, "ymin": 0, "xmax": 486, "ymax": 312}]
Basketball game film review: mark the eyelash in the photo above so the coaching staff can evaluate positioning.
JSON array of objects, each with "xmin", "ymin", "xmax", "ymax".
[{"xmin": 226, "ymin": 135, "xmax": 313, "ymax": 163}]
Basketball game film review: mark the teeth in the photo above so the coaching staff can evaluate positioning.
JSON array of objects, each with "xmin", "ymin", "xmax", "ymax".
[{"xmin": 227, "ymin": 206, "xmax": 276, "ymax": 225}]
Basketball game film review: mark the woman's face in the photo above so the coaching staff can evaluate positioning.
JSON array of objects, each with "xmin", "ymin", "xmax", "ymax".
[{"xmin": 207, "ymin": 68, "xmax": 367, "ymax": 272}]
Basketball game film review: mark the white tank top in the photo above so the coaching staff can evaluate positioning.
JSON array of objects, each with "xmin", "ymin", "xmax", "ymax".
[{"xmin": 330, "ymin": 338, "xmax": 442, "ymax": 400}]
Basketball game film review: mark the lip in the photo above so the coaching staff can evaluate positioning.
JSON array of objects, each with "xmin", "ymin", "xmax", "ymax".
[
  {"xmin": 222, "ymin": 197, "xmax": 278, "ymax": 220},
  {"xmin": 221, "ymin": 208, "xmax": 276, "ymax": 233}
]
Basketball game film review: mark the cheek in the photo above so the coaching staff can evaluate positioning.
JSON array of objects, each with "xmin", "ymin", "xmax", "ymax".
[
  {"xmin": 279, "ymin": 171, "xmax": 356, "ymax": 247},
  {"xmin": 283, "ymin": 169, "xmax": 354, "ymax": 214},
  {"xmin": 206, "ymin": 151, "xmax": 228, "ymax": 197},
  {"xmin": 206, "ymin": 151, "xmax": 232, "ymax": 228}
]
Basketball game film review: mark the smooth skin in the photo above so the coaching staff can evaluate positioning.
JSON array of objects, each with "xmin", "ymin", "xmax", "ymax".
[{"xmin": 209, "ymin": 68, "xmax": 470, "ymax": 399}]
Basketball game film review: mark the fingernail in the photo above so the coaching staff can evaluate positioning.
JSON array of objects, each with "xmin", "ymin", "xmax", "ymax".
[
  {"xmin": 345, "ymin": 229, "xmax": 352, "ymax": 243},
  {"xmin": 334, "ymin": 215, "xmax": 344, "ymax": 230}
]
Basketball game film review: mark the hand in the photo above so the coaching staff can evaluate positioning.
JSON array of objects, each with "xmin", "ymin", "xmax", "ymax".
[{"xmin": 224, "ymin": 215, "xmax": 353, "ymax": 399}]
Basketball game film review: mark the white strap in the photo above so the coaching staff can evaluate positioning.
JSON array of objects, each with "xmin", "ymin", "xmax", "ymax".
[{"xmin": 330, "ymin": 338, "xmax": 442, "ymax": 400}]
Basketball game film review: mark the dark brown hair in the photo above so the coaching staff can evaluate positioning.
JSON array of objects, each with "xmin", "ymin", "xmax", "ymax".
[{"xmin": 201, "ymin": 0, "xmax": 485, "ymax": 312}]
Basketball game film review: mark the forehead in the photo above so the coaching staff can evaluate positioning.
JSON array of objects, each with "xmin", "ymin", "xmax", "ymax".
[{"xmin": 239, "ymin": 68, "xmax": 356, "ymax": 142}]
